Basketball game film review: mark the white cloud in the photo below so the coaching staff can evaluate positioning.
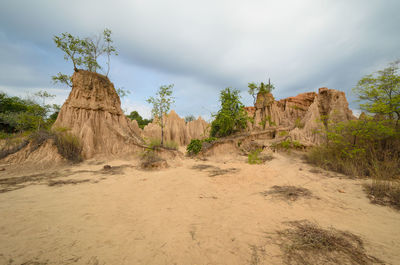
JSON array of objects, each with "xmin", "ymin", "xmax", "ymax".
[{"xmin": 0, "ymin": 0, "xmax": 399, "ymax": 117}]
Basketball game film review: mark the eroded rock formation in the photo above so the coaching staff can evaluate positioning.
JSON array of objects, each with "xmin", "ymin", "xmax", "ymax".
[
  {"xmin": 248, "ymin": 87, "xmax": 356, "ymax": 145},
  {"xmin": 53, "ymin": 70, "xmax": 144, "ymax": 158},
  {"xmin": 142, "ymin": 110, "xmax": 209, "ymax": 146}
]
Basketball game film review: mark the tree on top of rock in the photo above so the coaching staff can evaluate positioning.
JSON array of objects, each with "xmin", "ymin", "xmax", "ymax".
[
  {"xmin": 248, "ymin": 78, "xmax": 275, "ymax": 105},
  {"xmin": 52, "ymin": 28, "xmax": 118, "ymax": 87}
]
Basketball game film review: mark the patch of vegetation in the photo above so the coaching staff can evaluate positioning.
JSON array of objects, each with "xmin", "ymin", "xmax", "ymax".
[
  {"xmin": 364, "ymin": 180, "xmax": 400, "ymax": 210},
  {"xmin": 248, "ymin": 149, "xmax": 263, "ymax": 164},
  {"xmin": 248, "ymin": 79, "xmax": 275, "ymax": 105},
  {"xmin": 294, "ymin": 117, "xmax": 305, "ymax": 129},
  {"xmin": 54, "ymin": 131, "xmax": 83, "ymax": 163},
  {"xmin": 187, "ymin": 139, "xmax": 202, "ymax": 155},
  {"xmin": 307, "ymin": 119, "xmax": 399, "ymax": 178},
  {"xmin": 0, "ymin": 91, "xmax": 60, "ymax": 133},
  {"xmin": 186, "ymin": 137, "xmax": 218, "ymax": 156},
  {"xmin": 139, "ymin": 149, "xmax": 167, "ymax": 170},
  {"xmin": 147, "ymin": 138, "xmax": 178, "ymax": 150},
  {"xmin": 210, "ymin": 87, "xmax": 248, "ymax": 137},
  {"xmin": 126, "ymin": 110, "xmax": 152, "ymax": 129},
  {"xmin": 278, "ymin": 130, "xmax": 289, "ymax": 137},
  {"xmin": 260, "ymin": 186, "xmax": 312, "ymax": 201},
  {"xmin": 273, "ymin": 138, "xmax": 303, "ymax": 151},
  {"xmin": 274, "ymin": 220, "xmax": 382, "ymax": 265},
  {"xmin": 0, "ymin": 137, "xmax": 29, "ymax": 159}
]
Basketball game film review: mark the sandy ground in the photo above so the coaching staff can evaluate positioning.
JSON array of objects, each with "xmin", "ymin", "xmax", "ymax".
[{"xmin": 0, "ymin": 153, "xmax": 399, "ymax": 265}]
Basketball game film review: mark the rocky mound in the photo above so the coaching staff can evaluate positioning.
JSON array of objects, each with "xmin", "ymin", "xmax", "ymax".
[
  {"xmin": 142, "ymin": 110, "xmax": 209, "ymax": 146},
  {"xmin": 52, "ymin": 70, "xmax": 144, "ymax": 159},
  {"xmin": 247, "ymin": 87, "xmax": 356, "ymax": 145}
]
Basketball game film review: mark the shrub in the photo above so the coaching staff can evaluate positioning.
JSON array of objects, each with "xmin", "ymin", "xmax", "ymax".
[
  {"xmin": 164, "ymin": 140, "xmax": 178, "ymax": 150},
  {"xmin": 364, "ymin": 179, "xmax": 400, "ymax": 210},
  {"xmin": 273, "ymin": 139, "xmax": 303, "ymax": 151},
  {"xmin": 307, "ymin": 119, "xmax": 400, "ymax": 179},
  {"xmin": 278, "ymin": 130, "xmax": 288, "ymax": 137},
  {"xmin": 148, "ymin": 138, "xmax": 162, "ymax": 149},
  {"xmin": 248, "ymin": 149, "xmax": 262, "ymax": 164},
  {"xmin": 54, "ymin": 131, "xmax": 83, "ymax": 163},
  {"xmin": 187, "ymin": 139, "xmax": 202, "ymax": 155},
  {"xmin": 210, "ymin": 87, "xmax": 248, "ymax": 137}
]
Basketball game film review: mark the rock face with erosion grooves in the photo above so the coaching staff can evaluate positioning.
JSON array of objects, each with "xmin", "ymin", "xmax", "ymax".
[
  {"xmin": 52, "ymin": 70, "xmax": 144, "ymax": 158},
  {"xmin": 142, "ymin": 110, "xmax": 209, "ymax": 146},
  {"xmin": 246, "ymin": 87, "xmax": 356, "ymax": 145}
]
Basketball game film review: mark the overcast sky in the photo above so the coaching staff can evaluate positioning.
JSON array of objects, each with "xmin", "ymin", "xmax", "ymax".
[{"xmin": 1, "ymin": 0, "xmax": 399, "ymax": 120}]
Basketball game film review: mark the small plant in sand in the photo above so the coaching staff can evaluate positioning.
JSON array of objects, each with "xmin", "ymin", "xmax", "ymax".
[
  {"xmin": 248, "ymin": 149, "xmax": 263, "ymax": 164},
  {"xmin": 140, "ymin": 149, "xmax": 167, "ymax": 170}
]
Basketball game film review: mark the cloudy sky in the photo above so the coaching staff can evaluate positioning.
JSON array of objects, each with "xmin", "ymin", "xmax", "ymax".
[{"xmin": 1, "ymin": 0, "xmax": 399, "ymax": 120}]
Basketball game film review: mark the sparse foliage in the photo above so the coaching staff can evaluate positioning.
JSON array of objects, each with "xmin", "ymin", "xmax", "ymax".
[
  {"xmin": 52, "ymin": 28, "xmax": 118, "ymax": 85},
  {"xmin": 146, "ymin": 84, "xmax": 175, "ymax": 145},
  {"xmin": 52, "ymin": 72, "xmax": 72, "ymax": 87}
]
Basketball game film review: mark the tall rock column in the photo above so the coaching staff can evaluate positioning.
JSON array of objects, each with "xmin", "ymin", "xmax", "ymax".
[{"xmin": 52, "ymin": 70, "xmax": 144, "ymax": 158}]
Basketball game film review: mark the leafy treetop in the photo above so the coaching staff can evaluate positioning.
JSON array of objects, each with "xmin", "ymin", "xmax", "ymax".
[{"xmin": 353, "ymin": 60, "xmax": 400, "ymax": 124}]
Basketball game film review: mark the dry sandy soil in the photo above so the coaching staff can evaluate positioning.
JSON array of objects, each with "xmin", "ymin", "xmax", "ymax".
[{"xmin": 0, "ymin": 152, "xmax": 399, "ymax": 265}]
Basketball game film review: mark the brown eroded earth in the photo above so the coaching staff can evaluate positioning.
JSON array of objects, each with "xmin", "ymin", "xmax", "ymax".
[{"xmin": 0, "ymin": 153, "xmax": 399, "ymax": 265}]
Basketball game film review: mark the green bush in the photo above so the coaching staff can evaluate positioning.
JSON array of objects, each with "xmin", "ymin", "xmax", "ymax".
[
  {"xmin": 274, "ymin": 139, "xmax": 303, "ymax": 151},
  {"xmin": 210, "ymin": 88, "xmax": 248, "ymax": 137},
  {"xmin": 187, "ymin": 139, "xmax": 202, "ymax": 155},
  {"xmin": 54, "ymin": 131, "xmax": 83, "ymax": 163},
  {"xmin": 164, "ymin": 140, "xmax": 178, "ymax": 150},
  {"xmin": 307, "ymin": 119, "xmax": 400, "ymax": 179},
  {"xmin": 248, "ymin": 149, "xmax": 262, "ymax": 164}
]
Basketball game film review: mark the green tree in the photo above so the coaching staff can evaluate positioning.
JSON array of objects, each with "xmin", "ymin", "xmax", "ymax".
[
  {"xmin": 146, "ymin": 84, "xmax": 175, "ymax": 145},
  {"xmin": 127, "ymin": 110, "xmax": 152, "ymax": 129},
  {"xmin": 210, "ymin": 87, "xmax": 248, "ymax": 137},
  {"xmin": 52, "ymin": 28, "xmax": 118, "ymax": 86},
  {"xmin": 353, "ymin": 60, "xmax": 400, "ymax": 124},
  {"xmin": 0, "ymin": 92, "xmax": 53, "ymax": 132},
  {"xmin": 248, "ymin": 78, "xmax": 275, "ymax": 105}
]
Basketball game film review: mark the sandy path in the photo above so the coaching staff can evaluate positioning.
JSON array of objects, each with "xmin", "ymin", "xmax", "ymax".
[{"xmin": 0, "ymin": 153, "xmax": 399, "ymax": 265}]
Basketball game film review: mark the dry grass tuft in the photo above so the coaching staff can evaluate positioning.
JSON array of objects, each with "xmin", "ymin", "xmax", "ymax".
[
  {"xmin": 260, "ymin": 185, "xmax": 313, "ymax": 201},
  {"xmin": 140, "ymin": 149, "xmax": 168, "ymax": 170},
  {"xmin": 275, "ymin": 220, "xmax": 383, "ymax": 265},
  {"xmin": 364, "ymin": 180, "xmax": 400, "ymax": 210}
]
